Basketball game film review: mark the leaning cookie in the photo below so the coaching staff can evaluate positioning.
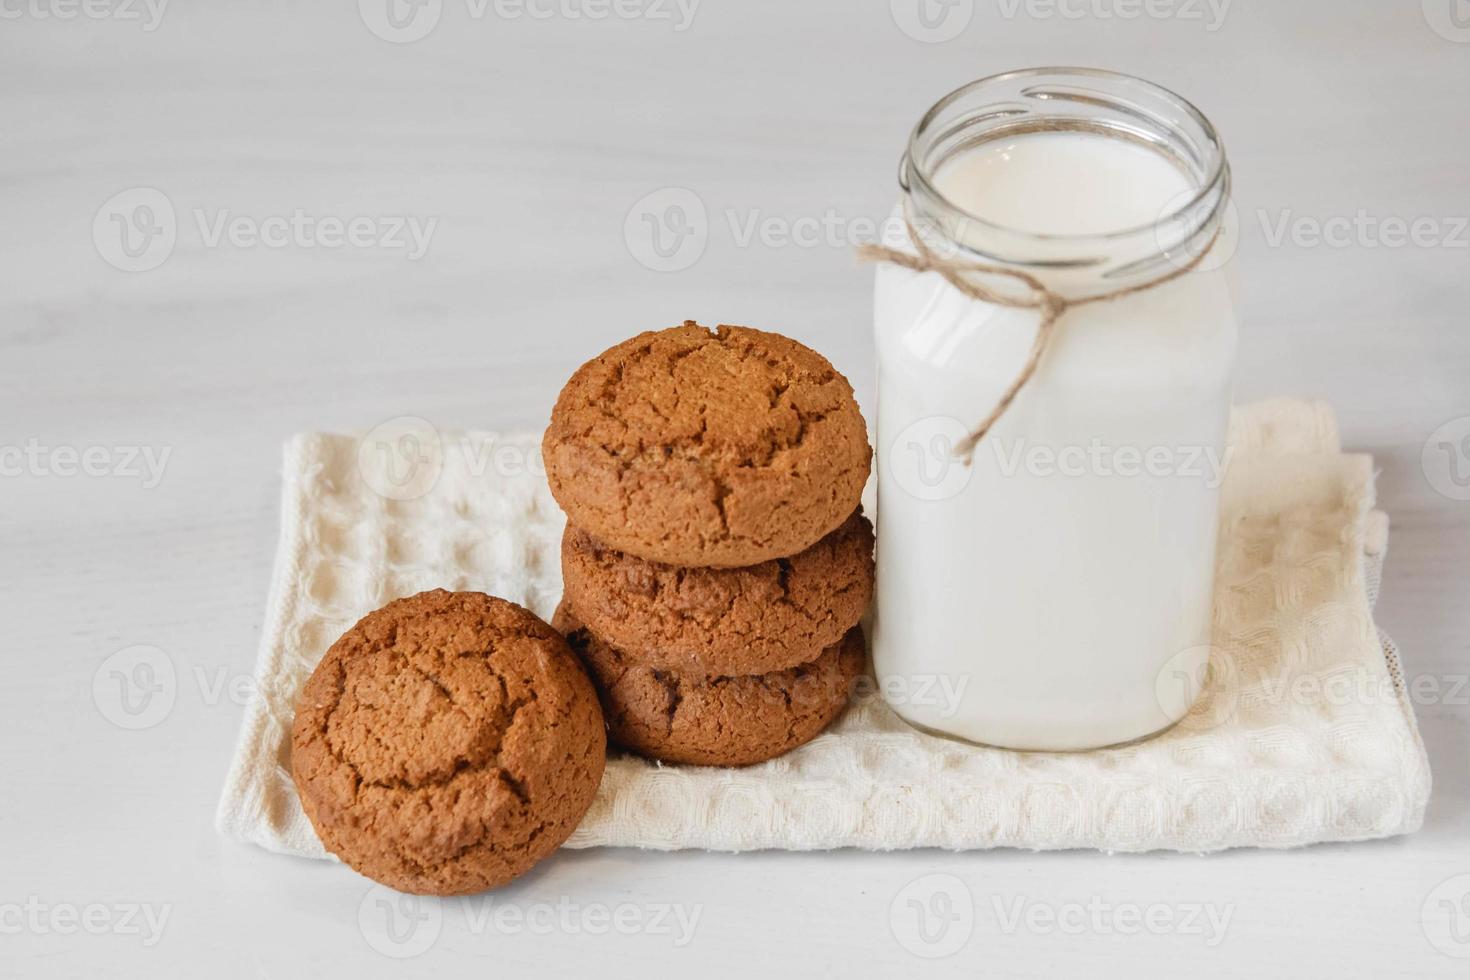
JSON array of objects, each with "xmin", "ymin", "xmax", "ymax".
[
  {"xmin": 561, "ymin": 511, "xmax": 874, "ymax": 677},
  {"xmin": 553, "ymin": 604, "xmax": 865, "ymax": 768},
  {"xmin": 543, "ymin": 321, "xmax": 872, "ymax": 568},
  {"xmin": 291, "ymin": 590, "xmax": 606, "ymax": 896}
]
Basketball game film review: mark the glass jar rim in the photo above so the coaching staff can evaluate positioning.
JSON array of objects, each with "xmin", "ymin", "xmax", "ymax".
[{"xmin": 902, "ymin": 66, "xmax": 1230, "ymax": 247}]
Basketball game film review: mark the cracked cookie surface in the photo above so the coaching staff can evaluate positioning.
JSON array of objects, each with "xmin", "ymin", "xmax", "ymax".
[
  {"xmin": 290, "ymin": 590, "xmax": 606, "ymax": 896},
  {"xmin": 561, "ymin": 511, "xmax": 874, "ymax": 677},
  {"xmin": 543, "ymin": 321, "xmax": 871, "ymax": 567},
  {"xmin": 554, "ymin": 604, "xmax": 865, "ymax": 768}
]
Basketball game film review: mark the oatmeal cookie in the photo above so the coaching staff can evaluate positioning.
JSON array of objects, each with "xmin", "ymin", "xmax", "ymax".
[
  {"xmin": 543, "ymin": 321, "xmax": 871, "ymax": 567},
  {"xmin": 291, "ymin": 590, "xmax": 606, "ymax": 896},
  {"xmin": 560, "ymin": 511, "xmax": 873, "ymax": 676},
  {"xmin": 554, "ymin": 604, "xmax": 865, "ymax": 768}
]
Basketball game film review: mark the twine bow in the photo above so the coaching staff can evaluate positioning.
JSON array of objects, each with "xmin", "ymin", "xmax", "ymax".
[{"xmin": 858, "ymin": 220, "xmax": 1220, "ymax": 464}]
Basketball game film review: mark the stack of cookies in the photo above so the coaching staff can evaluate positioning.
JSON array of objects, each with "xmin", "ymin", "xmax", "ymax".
[{"xmin": 543, "ymin": 321, "xmax": 875, "ymax": 767}]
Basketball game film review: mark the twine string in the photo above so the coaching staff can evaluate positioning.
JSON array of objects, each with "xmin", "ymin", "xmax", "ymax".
[{"xmin": 857, "ymin": 219, "xmax": 1220, "ymax": 463}]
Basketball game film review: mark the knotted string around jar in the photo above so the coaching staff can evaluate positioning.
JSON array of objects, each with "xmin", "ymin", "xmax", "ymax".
[{"xmin": 857, "ymin": 219, "xmax": 1222, "ymax": 464}]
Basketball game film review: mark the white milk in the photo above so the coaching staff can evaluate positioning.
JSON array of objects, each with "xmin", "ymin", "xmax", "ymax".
[
  {"xmin": 873, "ymin": 130, "xmax": 1237, "ymax": 750},
  {"xmin": 932, "ymin": 133, "xmax": 1197, "ymax": 235}
]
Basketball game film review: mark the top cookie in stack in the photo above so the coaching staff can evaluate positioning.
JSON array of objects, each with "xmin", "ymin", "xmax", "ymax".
[
  {"xmin": 543, "ymin": 321, "xmax": 871, "ymax": 568},
  {"xmin": 544, "ymin": 321, "xmax": 874, "ymax": 767}
]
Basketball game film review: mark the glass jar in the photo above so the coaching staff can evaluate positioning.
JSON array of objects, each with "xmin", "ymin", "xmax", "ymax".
[{"xmin": 872, "ymin": 68, "xmax": 1237, "ymax": 751}]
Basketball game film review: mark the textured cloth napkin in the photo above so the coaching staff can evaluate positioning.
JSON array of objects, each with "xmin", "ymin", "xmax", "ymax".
[{"xmin": 216, "ymin": 398, "xmax": 1431, "ymax": 855}]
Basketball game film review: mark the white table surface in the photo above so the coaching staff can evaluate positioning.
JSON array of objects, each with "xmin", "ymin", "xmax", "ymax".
[{"xmin": 4, "ymin": 1, "xmax": 1468, "ymax": 976}]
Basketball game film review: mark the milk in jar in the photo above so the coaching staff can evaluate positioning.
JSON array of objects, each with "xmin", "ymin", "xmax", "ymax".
[{"xmin": 872, "ymin": 69, "xmax": 1237, "ymax": 751}]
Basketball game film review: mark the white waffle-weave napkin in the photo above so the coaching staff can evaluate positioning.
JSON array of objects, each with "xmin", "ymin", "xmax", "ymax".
[{"xmin": 216, "ymin": 398, "xmax": 1431, "ymax": 855}]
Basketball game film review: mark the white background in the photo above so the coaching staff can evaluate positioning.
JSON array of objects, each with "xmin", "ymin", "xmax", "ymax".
[{"xmin": 3, "ymin": 0, "xmax": 1469, "ymax": 976}]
